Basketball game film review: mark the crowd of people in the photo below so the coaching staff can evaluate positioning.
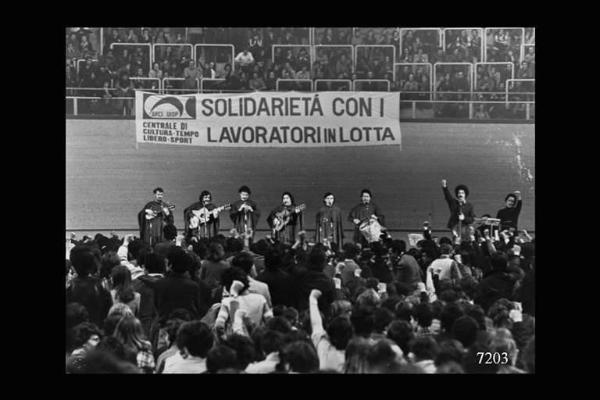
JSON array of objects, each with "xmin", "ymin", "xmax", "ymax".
[
  {"xmin": 66, "ymin": 27, "xmax": 534, "ymax": 118},
  {"xmin": 66, "ymin": 185, "xmax": 535, "ymax": 374}
]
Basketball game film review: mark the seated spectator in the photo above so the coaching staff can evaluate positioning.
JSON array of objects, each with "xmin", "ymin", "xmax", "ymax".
[
  {"xmin": 249, "ymin": 72, "xmax": 267, "ymax": 91},
  {"xmin": 163, "ymin": 321, "xmax": 213, "ymax": 373},
  {"xmin": 148, "ymin": 62, "xmax": 163, "ymax": 79},
  {"xmin": 155, "ymin": 318, "xmax": 185, "ymax": 373}
]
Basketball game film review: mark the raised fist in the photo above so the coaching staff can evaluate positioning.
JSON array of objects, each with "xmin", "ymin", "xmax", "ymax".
[{"xmin": 441, "ymin": 179, "xmax": 447, "ymax": 187}]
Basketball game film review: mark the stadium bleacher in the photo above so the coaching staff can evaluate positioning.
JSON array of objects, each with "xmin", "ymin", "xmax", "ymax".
[{"xmin": 65, "ymin": 27, "xmax": 535, "ymax": 119}]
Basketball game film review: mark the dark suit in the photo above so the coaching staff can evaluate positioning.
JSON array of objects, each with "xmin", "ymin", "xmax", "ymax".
[{"xmin": 153, "ymin": 273, "xmax": 211, "ymax": 320}]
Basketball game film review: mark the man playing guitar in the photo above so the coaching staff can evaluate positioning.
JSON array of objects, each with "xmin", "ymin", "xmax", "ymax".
[
  {"xmin": 184, "ymin": 190, "xmax": 230, "ymax": 241},
  {"xmin": 230, "ymin": 185, "xmax": 260, "ymax": 245},
  {"xmin": 137, "ymin": 187, "xmax": 175, "ymax": 247},
  {"xmin": 267, "ymin": 192, "xmax": 305, "ymax": 246}
]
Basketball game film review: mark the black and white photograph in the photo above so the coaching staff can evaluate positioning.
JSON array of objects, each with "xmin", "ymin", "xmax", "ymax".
[{"xmin": 65, "ymin": 26, "xmax": 535, "ymax": 374}]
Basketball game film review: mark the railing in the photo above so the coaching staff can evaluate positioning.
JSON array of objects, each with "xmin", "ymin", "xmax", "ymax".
[
  {"xmin": 353, "ymin": 79, "xmax": 390, "ymax": 92},
  {"xmin": 162, "ymin": 77, "xmax": 200, "ymax": 94},
  {"xmin": 200, "ymin": 78, "xmax": 226, "ymax": 93},
  {"xmin": 66, "ymin": 94, "xmax": 535, "ymax": 120},
  {"xmin": 314, "ymin": 79, "xmax": 352, "ymax": 91},
  {"xmin": 275, "ymin": 79, "xmax": 313, "ymax": 92},
  {"xmin": 153, "ymin": 43, "xmax": 193, "ymax": 64}
]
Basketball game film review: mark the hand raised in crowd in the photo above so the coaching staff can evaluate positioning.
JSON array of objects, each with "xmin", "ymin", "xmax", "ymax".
[
  {"xmin": 310, "ymin": 289, "xmax": 322, "ymax": 299},
  {"xmin": 230, "ymin": 280, "xmax": 245, "ymax": 297},
  {"xmin": 353, "ymin": 218, "xmax": 360, "ymax": 225},
  {"xmin": 441, "ymin": 179, "xmax": 447, "ymax": 187},
  {"xmin": 514, "ymin": 190, "xmax": 521, "ymax": 200}
]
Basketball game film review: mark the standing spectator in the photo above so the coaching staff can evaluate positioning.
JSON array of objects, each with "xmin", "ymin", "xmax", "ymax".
[
  {"xmin": 256, "ymin": 248, "xmax": 295, "ymax": 307},
  {"xmin": 132, "ymin": 253, "xmax": 166, "ymax": 338},
  {"xmin": 215, "ymin": 267, "xmax": 273, "ymax": 337},
  {"xmin": 309, "ymin": 289, "xmax": 353, "ymax": 372},
  {"xmin": 67, "ymin": 245, "xmax": 113, "ymax": 327},
  {"xmin": 248, "ymin": 33, "xmax": 264, "ymax": 60},
  {"xmin": 154, "ymin": 247, "xmax": 211, "ymax": 320},
  {"xmin": 163, "ymin": 321, "xmax": 213, "ymax": 373},
  {"xmin": 113, "ymin": 315, "xmax": 155, "ymax": 373},
  {"xmin": 234, "ymin": 48, "xmax": 255, "ymax": 75},
  {"xmin": 109, "ymin": 265, "xmax": 141, "ymax": 316}
]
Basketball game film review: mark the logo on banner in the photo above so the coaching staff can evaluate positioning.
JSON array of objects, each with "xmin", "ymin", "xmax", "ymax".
[{"xmin": 143, "ymin": 93, "xmax": 196, "ymax": 119}]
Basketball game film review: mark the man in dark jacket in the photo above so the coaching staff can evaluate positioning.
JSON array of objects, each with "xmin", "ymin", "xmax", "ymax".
[
  {"xmin": 474, "ymin": 252, "xmax": 517, "ymax": 313},
  {"xmin": 256, "ymin": 248, "xmax": 296, "ymax": 307},
  {"xmin": 153, "ymin": 247, "xmax": 211, "ymax": 321},
  {"xmin": 132, "ymin": 253, "xmax": 166, "ymax": 338},
  {"xmin": 66, "ymin": 245, "xmax": 112, "ymax": 327},
  {"xmin": 294, "ymin": 248, "xmax": 336, "ymax": 313},
  {"xmin": 441, "ymin": 179, "xmax": 475, "ymax": 242},
  {"xmin": 496, "ymin": 191, "xmax": 522, "ymax": 232}
]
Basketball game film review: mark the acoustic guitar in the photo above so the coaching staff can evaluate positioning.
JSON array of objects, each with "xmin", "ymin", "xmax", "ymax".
[
  {"xmin": 189, "ymin": 204, "xmax": 231, "ymax": 229},
  {"xmin": 145, "ymin": 202, "xmax": 176, "ymax": 220},
  {"xmin": 272, "ymin": 204, "xmax": 306, "ymax": 233}
]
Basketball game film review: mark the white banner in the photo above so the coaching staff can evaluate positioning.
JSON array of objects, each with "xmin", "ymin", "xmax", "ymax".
[{"xmin": 135, "ymin": 91, "xmax": 401, "ymax": 148}]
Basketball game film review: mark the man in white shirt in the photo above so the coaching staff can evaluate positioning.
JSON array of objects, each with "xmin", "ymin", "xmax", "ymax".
[
  {"xmin": 309, "ymin": 289, "xmax": 351, "ymax": 372},
  {"xmin": 162, "ymin": 321, "xmax": 213, "ymax": 373},
  {"xmin": 425, "ymin": 244, "xmax": 462, "ymax": 294},
  {"xmin": 234, "ymin": 48, "xmax": 255, "ymax": 74}
]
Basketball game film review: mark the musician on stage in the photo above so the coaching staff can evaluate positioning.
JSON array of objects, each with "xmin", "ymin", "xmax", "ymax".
[
  {"xmin": 267, "ymin": 192, "xmax": 304, "ymax": 246},
  {"xmin": 230, "ymin": 185, "xmax": 260, "ymax": 243},
  {"xmin": 184, "ymin": 190, "xmax": 222, "ymax": 241},
  {"xmin": 315, "ymin": 192, "xmax": 344, "ymax": 252},
  {"xmin": 496, "ymin": 191, "xmax": 522, "ymax": 232},
  {"xmin": 441, "ymin": 179, "xmax": 475, "ymax": 242},
  {"xmin": 348, "ymin": 189, "xmax": 385, "ymax": 246},
  {"xmin": 137, "ymin": 187, "xmax": 174, "ymax": 247}
]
